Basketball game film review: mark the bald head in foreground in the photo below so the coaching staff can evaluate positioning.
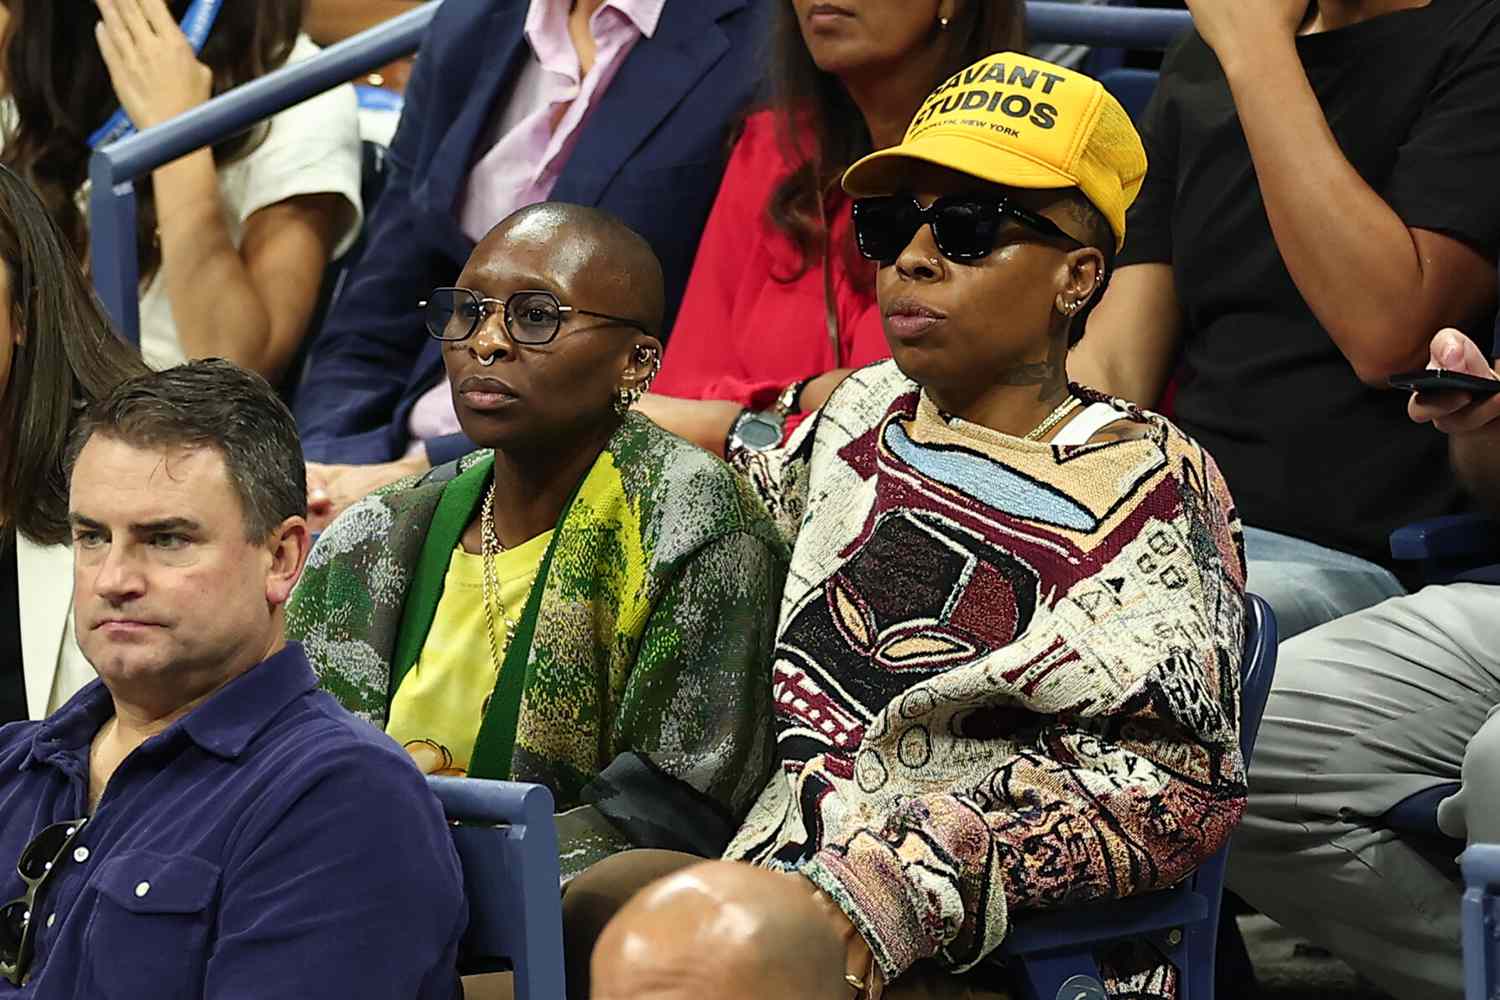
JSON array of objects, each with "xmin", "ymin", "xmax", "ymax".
[{"xmin": 591, "ymin": 861, "xmax": 850, "ymax": 1000}]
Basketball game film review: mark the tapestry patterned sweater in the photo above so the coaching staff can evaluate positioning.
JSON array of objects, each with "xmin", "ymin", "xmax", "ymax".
[
  {"xmin": 286, "ymin": 414, "xmax": 789, "ymax": 879},
  {"xmin": 724, "ymin": 361, "xmax": 1248, "ymax": 992}
]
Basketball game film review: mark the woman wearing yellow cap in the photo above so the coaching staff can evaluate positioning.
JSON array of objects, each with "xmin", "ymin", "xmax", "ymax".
[{"xmin": 573, "ymin": 53, "xmax": 1248, "ymax": 1000}]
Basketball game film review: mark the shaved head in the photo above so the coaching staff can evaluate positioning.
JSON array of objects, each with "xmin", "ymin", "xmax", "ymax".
[
  {"xmin": 480, "ymin": 202, "xmax": 666, "ymax": 336},
  {"xmin": 590, "ymin": 861, "xmax": 849, "ymax": 1000}
]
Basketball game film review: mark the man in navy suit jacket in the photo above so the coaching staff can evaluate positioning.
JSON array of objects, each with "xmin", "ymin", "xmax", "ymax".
[{"xmin": 295, "ymin": 0, "xmax": 764, "ymax": 525}]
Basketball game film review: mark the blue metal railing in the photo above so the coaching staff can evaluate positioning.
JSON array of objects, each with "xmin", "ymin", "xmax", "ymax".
[
  {"xmin": 1029, "ymin": 1, "xmax": 1191, "ymax": 51},
  {"xmin": 88, "ymin": 1, "xmax": 440, "ymax": 346},
  {"xmin": 87, "ymin": 0, "xmax": 1191, "ymax": 346}
]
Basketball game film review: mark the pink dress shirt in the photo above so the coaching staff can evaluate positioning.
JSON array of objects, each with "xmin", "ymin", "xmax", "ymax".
[{"xmin": 407, "ymin": 0, "xmax": 665, "ymax": 449}]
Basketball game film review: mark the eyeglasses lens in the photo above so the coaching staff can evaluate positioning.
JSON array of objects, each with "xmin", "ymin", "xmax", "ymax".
[
  {"xmin": 0, "ymin": 900, "xmax": 26, "ymax": 959},
  {"xmin": 854, "ymin": 198, "xmax": 917, "ymax": 264},
  {"xmin": 507, "ymin": 292, "xmax": 562, "ymax": 345},
  {"xmin": 425, "ymin": 288, "xmax": 481, "ymax": 342},
  {"xmin": 16, "ymin": 824, "xmax": 74, "ymax": 883},
  {"xmin": 931, "ymin": 201, "xmax": 999, "ymax": 261}
]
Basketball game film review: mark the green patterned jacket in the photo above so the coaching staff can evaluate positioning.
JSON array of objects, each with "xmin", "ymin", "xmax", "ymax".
[{"xmin": 286, "ymin": 414, "xmax": 788, "ymax": 878}]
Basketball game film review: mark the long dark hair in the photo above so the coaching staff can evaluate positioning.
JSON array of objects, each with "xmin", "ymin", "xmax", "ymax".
[
  {"xmin": 767, "ymin": 1, "xmax": 1026, "ymax": 284},
  {"xmin": 0, "ymin": 164, "xmax": 149, "ymax": 545},
  {"xmin": 0, "ymin": 0, "xmax": 302, "ymax": 284}
]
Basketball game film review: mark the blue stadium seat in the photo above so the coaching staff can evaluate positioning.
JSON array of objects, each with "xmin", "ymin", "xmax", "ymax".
[
  {"xmin": 1390, "ymin": 514, "xmax": 1500, "ymax": 586},
  {"xmin": 1099, "ymin": 67, "xmax": 1161, "ymax": 123},
  {"xmin": 1463, "ymin": 845, "xmax": 1500, "ymax": 1000},
  {"xmin": 996, "ymin": 594, "xmax": 1278, "ymax": 1000},
  {"xmin": 426, "ymin": 777, "xmax": 566, "ymax": 1000}
]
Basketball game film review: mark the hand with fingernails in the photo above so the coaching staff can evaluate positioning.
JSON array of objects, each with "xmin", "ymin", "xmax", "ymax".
[
  {"xmin": 1408, "ymin": 328, "xmax": 1500, "ymax": 435},
  {"xmin": 94, "ymin": 0, "xmax": 213, "ymax": 132}
]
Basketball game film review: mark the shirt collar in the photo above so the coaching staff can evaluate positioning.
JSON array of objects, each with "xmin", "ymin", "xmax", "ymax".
[
  {"xmin": 526, "ymin": 0, "xmax": 665, "ymax": 52},
  {"xmin": 25, "ymin": 642, "xmax": 318, "ymax": 769}
]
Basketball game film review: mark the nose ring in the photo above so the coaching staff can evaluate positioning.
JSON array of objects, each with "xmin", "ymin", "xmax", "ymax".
[{"xmin": 477, "ymin": 353, "xmax": 496, "ymax": 367}]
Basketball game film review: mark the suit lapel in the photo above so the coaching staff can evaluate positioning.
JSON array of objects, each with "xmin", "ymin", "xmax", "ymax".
[
  {"xmin": 416, "ymin": 1, "xmax": 530, "ymax": 257},
  {"xmin": 552, "ymin": 0, "xmax": 748, "ymax": 207},
  {"xmin": 15, "ymin": 536, "xmax": 72, "ymax": 719}
]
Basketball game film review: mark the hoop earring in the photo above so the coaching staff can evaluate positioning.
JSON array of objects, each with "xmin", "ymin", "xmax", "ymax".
[{"xmin": 613, "ymin": 362, "xmax": 659, "ymax": 418}]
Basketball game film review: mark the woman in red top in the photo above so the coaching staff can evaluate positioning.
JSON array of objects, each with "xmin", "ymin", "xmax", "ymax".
[{"xmin": 637, "ymin": 0, "xmax": 1023, "ymax": 453}]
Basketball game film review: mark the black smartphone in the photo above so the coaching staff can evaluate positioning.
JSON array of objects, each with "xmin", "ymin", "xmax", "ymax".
[{"xmin": 1387, "ymin": 369, "xmax": 1500, "ymax": 396}]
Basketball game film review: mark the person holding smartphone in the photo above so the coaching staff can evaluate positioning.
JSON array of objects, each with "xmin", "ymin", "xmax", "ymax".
[
  {"xmin": 1070, "ymin": 0, "xmax": 1500, "ymax": 641},
  {"xmin": 1227, "ymin": 326, "xmax": 1500, "ymax": 1000}
]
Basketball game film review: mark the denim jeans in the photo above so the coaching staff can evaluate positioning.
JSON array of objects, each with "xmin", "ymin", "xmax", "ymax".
[{"xmin": 1242, "ymin": 526, "xmax": 1407, "ymax": 640}]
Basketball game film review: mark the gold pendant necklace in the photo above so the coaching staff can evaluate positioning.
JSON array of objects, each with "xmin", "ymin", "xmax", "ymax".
[
  {"xmin": 1023, "ymin": 393, "xmax": 1083, "ymax": 442},
  {"xmin": 479, "ymin": 483, "xmax": 519, "ymax": 676}
]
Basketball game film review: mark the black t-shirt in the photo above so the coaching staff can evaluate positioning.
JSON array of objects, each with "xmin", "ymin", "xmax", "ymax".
[
  {"xmin": 1120, "ymin": 0, "xmax": 1500, "ymax": 568},
  {"xmin": 0, "ymin": 532, "xmax": 26, "ymax": 725}
]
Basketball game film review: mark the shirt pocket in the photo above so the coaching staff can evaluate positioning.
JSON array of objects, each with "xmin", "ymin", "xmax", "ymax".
[{"xmin": 85, "ymin": 851, "xmax": 220, "ymax": 1000}]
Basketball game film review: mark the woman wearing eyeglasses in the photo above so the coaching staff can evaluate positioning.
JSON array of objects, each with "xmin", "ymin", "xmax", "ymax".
[
  {"xmin": 572, "ymin": 55, "xmax": 1248, "ymax": 1000},
  {"xmin": 287, "ymin": 203, "xmax": 787, "ymax": 891}
]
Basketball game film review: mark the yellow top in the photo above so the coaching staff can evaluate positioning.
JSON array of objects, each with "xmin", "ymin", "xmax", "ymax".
[{"xmin": 385, "ymin": 530, "xmax": 552, "ymax": 774}]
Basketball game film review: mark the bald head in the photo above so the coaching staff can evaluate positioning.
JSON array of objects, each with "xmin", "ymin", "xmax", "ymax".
[
  {"xmin": 591, "ymin": 861, "xmax": 849, "ymax": 1000},
  {"xmin": 478, "ymin": 202, "xmax": 666, "ymax": 336}
]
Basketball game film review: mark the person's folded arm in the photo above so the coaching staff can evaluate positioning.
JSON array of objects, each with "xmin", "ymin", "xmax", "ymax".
[
  {"xmin": 1072, "ymin": 262, "xmax": 1185, "ymax": 407},
  {"xmin": 1070, "ymin": 42, "xmax": 1185, "ymax": 409},
  {"xmin": 1186, "ymin": 0, "xmax": 1500, "ymax": 387},
  {"xmin": 555, "ymin": 528, "xmax": 787, "ymax": 880}
]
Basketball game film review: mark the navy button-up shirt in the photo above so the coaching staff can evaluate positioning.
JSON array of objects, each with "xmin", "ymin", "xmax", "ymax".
[{"xmin": 0, "ymin": 642, "xmax": 466, "ymax": 999}]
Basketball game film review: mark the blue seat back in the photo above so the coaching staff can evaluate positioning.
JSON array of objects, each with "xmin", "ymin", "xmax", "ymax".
[
  {"xmin": 1098, "ymin": 68, "xmax": 1161, "ymax": 124},
  {"xmin": 1463, "ymin": 845, "xmax": 1500, "ymax": 1000},
  {"xmin": 425, "ymin": 777, "xmax": 566, "ymax": 1000},
  {"xmin": 1238, "ymin": 594, "xmax": 1277, "ymax": 763}
]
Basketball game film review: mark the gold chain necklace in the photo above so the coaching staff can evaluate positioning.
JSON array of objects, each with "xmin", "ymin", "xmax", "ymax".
[
  {"xmin": 1022, "ymin": 394, "xmax": 1083, "ymax": 442},
  {"xmin": 479, "ymin": 482, "xmax": 519, "ymax": 677}
]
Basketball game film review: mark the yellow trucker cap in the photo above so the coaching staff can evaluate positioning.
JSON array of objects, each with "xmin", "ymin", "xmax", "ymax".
[{"xmin": 842, "ymin": 52, "xmax": 1147, "ymax": 251}]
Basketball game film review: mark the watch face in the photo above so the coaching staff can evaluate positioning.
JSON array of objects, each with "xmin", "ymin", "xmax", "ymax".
[{"xmin": 735, "ymin": 412, "xmax": 784, "ymax": 451}]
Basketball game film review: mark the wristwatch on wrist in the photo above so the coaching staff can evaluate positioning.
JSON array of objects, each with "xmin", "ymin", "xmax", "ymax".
[
  {"xmin": 727, "ymin": 407, "xmax": 784, "ymax": 453},
  {"xmin": 728, "ymin": 378, "xmax": 817, "ymax": 454}
]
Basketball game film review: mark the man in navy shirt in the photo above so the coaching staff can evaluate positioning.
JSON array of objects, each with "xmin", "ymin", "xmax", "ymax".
[{"xmin": 0, "ymin": 360, "xmax": 465, "ymax": 998}]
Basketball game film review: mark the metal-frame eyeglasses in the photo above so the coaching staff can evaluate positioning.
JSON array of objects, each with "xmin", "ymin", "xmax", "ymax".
[{"xmin": 421, "ymin": 287, "xmax": 655, "ymax": 345}]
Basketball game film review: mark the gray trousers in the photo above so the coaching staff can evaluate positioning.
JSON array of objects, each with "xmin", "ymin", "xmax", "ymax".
[
  {"xmin": 1226, "ymin": 583, "xmax": 1500, "ymax": 1000},
  {"xmin": 1242, "ymin": 526, "xmax": 1407, "ymax": 641}
]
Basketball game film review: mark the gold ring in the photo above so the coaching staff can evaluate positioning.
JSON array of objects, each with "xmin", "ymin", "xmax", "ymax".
[{"xmin": 844, "ymin": 973, "xmax": 866, "ymax": 990}]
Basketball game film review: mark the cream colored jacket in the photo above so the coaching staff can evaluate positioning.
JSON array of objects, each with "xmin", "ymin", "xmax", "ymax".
[{"xmin": 14, "ymin": 535, "xmax": 94, "ymax": 718}]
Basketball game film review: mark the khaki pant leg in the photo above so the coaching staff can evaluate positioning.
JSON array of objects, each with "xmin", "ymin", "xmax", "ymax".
[{"xmin": 1226, "ymin": 584, "xmax": 1500, "ymax": 1000}]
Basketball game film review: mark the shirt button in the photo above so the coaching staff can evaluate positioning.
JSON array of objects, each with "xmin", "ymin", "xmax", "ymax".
[
  {"xmin": 134, "ymin": 881, "xmax": 150, "ymax": 898},
  {"xmin": 45, "ymin": 913, "xmax": 55, "ymax": 928},
  {"xmin": 72, "ymin": 847, "xmax": 89, "ymax": 863}
]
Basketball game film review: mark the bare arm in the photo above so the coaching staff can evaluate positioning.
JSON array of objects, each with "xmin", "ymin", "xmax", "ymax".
[
  {"xmin": 633, "ymin": 395, "xmax": 743, "ymax": 455},
  {"xmin": 98, "ymin": 0, "xmax": 344, "ymax": 379},
  {"xmin": 1186, "ymin": 0, "xmax": 1498, "ymax": 387},
  {"xmin": 1070, "ymin": 262, "xmax": 1184, "ymax": 407},
  {"xmin": 303, "ymin": 0, "xmax": 423, "ymax": 45},
  {"xmin": 154, "ymin": 153, "xmax": 342, "ymax": 379}
]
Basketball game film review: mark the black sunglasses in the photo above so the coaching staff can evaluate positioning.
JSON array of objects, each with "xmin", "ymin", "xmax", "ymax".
[
  {"xmin": 851, "ymin": 194, "xmax": 1083, "ymax": 266},
  {"xmin": 420, "ymin": 287, "xmax": 654, "ymax": 346},
  {"xmin": 1, "ymin": 817, "xmax": 88, "ymax": 987}
]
